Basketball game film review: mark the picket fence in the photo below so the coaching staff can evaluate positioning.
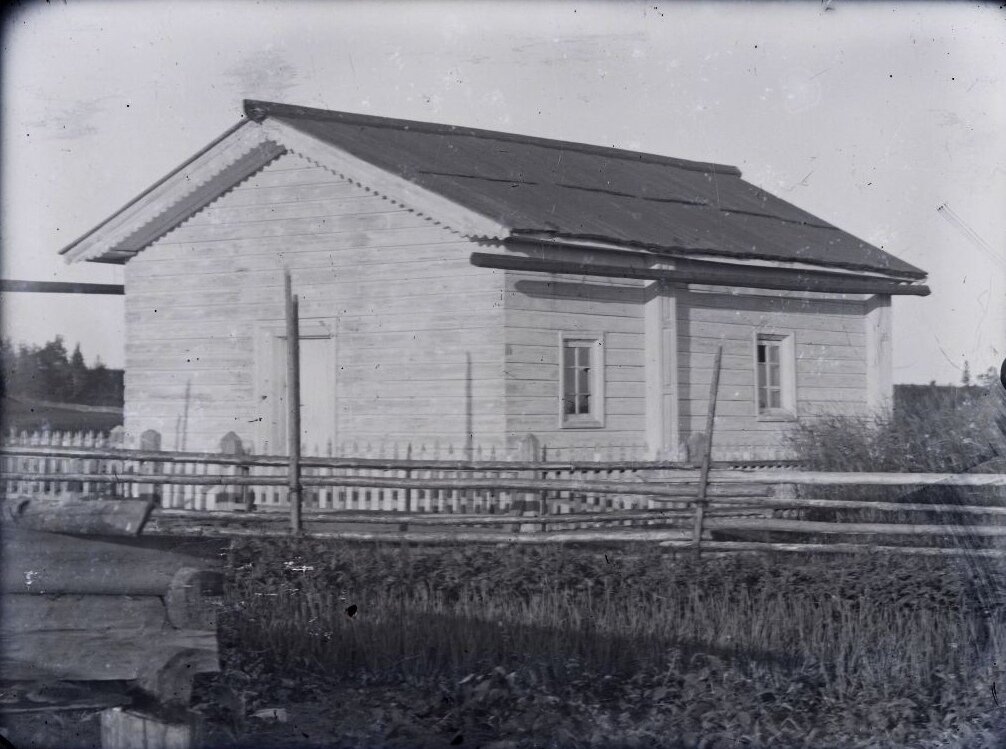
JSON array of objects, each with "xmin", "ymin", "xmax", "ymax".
[{"xmin": 0, "ymin": 427, "xmax": 789, "ymax": 521}]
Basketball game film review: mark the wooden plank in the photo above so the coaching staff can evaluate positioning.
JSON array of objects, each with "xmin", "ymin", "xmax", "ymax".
[
  {"xmin": 0, "ymin": 527, "xmax": 223, "ymax": 595},
  {"xmin": 0, "ymin": 497, "xmax": 153, "ymax": 537},
  {"xmin": 692, "ymin": 346, "xmax": 722, "ymax": 553},
  {"xmin": 1, "ymin": 629, "xmax": 217, "ymax": 681},
  {"xmin": 0, "ymin": 280, "xmax": 124, "ymax": 295},
  {"xmin": 657, "ymin": 540, "xmax": 1006, "ymax": 557},
  {"xmin": 471, "ymin": 252, "xmax": 931, "ymax": 296},
  {"xmin": 285, "ymin": 271, "xmax": 303, "ymax": 536},
  {"xmin": 0, "ymin": 595, "xmax": 167, "ymax": 633},
  {"xmin": 708, "ymin": 471, "xmax": 1006, "ymax": 486},
  {"xmin": 0, "ymin": 445, "xmax": 786, "ymax": 472},
  {"xmin": 706, "ymin": 517, "xmax": 1006, "ymax": 536}
]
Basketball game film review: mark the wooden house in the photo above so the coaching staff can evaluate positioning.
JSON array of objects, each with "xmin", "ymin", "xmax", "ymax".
[{"xmin": 60, "ymin": 100, "xmax": 929, "ymax": 459}]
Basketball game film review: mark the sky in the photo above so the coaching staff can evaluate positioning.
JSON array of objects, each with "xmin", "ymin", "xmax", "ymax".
[{"xmin": 1, "ymin": 0, "xmax": 1004, "ymax": 384}]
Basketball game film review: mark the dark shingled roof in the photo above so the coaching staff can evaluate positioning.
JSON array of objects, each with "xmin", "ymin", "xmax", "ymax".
[{"xmin": 245, "ymin": 100, "xmax": 926, "ymax": 279}]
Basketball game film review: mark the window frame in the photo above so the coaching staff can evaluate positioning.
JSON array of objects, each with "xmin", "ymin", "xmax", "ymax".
[
  {"xmin": 752, "ymin": 331, "xmax": 797, "ymax": 421},
  {"xmin": 558, "ymin": 332, "xmax": 606, "ymax": 429}
]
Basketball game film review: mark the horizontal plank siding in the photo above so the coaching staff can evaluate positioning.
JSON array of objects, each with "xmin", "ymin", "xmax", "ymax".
[
  {"xmin": 676, "ymin": 288, "xmax": 870, "ymax": 459},
  {"xmin": 503, "ymin": 271, "xmax": 648, "ymax": 457},
  {"xmin": 125, "ymin": 152, "xmax": 505, "ymax": 453}
]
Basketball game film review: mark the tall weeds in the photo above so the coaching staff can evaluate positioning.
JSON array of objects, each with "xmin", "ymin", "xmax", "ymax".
[{"xmin": 223, "ymin": 542, "xmax": 1005, "ymax": 703}]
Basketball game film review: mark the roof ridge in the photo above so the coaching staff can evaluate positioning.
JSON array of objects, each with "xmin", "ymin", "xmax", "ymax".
[{"xmin": 243, "ymin": 99, "xmax": 743, "ymax": 177}]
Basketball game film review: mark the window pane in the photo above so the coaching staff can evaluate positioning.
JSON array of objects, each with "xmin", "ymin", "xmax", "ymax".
[
  {"xmin": 756, "ymin": 344, "xmax": 766, "ymax": 364},
  {"xmin": 758, "ymin": 388, "xmax": 767, "ymax": 410},
  {"xmin": 768, "ymin": 363, "xmax": 780, "ymax": 388},
  {"xmin": 577, "ymin": 367, "xmax": 590, "ymax": 399},
  {"xmin": 578, "ymin": 394, "xmax": 589, "ymax": 414},
  {"xmin": 563, "ymin": 360, "xmax": 576, "ymax": 413},
  {"xmin": 767, "ymin": 344, "xmax": 779, "ymax": 364},
  {"xmin": 769, "ymin": 388, "xmax": 781, "ymax": 409}
]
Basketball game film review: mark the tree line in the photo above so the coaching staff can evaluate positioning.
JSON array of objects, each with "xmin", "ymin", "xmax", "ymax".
[{"xmin": 0, "ymin": 336, "xmax": 123, "ymax": 406}]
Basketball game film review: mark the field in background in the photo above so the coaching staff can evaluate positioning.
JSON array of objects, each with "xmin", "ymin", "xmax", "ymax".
[{"xmin": 0, "ymin": 396, "xmax": 123, "ymax": 433}]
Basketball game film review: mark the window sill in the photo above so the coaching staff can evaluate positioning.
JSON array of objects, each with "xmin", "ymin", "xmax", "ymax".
[
  {"xmin": 561, "ymin": 416, "xmax": 605, "ymax": 429},
  {"xmin": 756, "ymin": 410, "xmax": 797, "ymax": 423}
]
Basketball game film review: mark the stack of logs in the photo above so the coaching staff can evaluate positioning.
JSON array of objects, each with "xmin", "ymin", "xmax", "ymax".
[{"xmin": 0, "ymin": 496, "xmax": 225, "ymax": 749}]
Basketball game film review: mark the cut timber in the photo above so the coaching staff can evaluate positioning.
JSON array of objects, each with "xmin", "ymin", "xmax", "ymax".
[
  {"xmin": 1, "ymin": 497, "xmax": 154, "ymax": 537},
  {"xmin": 165, "ymin": 568, "xmax": 224, "ymax": 630},
  {"xmin": 0, "ymin": 595, "xmax": 166, "ymax": 634},
  {"xmin": 0, "ymin": 681, "xmax": 132, "ymax": 714},
  {"xmin": 1, "ymin": 629, "xmax": 217, "ymax": 682},
  {"xmin": 101, "ymin": 707, "xmax": 202, "ymax": 749},
  {"xmin": 0, "ymin": 527, "xmax": 223, "ymax": 595}
]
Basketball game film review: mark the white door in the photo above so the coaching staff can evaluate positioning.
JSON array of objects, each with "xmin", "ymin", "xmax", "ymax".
[{"xmin": 273, "ymin": 333, "xmax": 337, "ymax": 457}]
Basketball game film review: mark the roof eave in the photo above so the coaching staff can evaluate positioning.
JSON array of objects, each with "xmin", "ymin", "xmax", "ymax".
[
  {"xmin": 61, "ymin": 121, "xmax": 286, "ymax": 264},
  {"xmin": 508, "ymin": 230, "xmax": 928, "ymax": 282}
]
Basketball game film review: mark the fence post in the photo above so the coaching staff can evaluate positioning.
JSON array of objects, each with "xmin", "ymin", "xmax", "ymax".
[
  {"xmin": 285, "ymin": 269, "xmax": 303, "ymax": 536},
  {"xmin": 511, "ymin": 433, "xmax": 541, "ymax": 534},
  {"xmin": 692, "ymin": 346, "xmax": 723, "ymax": 558},
  {"xmin": 138, "ymin": 429, "xmax": 162, "ymax": 506}
]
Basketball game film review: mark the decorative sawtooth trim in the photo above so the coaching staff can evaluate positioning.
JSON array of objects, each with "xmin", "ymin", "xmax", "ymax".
[
  {"xmin": 259, "ymin": 118, "xmax": 509, "ymax": 242},
  {"xmin": 64, "ymin": 123, "xmax": 287, "ymax": 263},
  {"xmin": 144, "ymin": 144, "xmax": 288, "ymax": 250}
]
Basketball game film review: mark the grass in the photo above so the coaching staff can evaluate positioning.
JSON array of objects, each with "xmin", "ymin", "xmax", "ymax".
[{"xmin": 194, "ymin": 540, "xmax": 1006, "ymax": 748}]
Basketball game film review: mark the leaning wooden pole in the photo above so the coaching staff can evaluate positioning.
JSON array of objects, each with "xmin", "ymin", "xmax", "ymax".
[
  {"xmin": 284, "ymin": 270, "xmax": 303, "ymax": 535},
  {"xmin": 692, "ymin": 345, "xmax": 723, "ymax": 558}
]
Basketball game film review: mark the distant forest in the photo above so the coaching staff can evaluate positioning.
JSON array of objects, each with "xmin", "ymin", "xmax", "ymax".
[{"xmin": 0, "ymin": 336, "xmax": 123, "ymax": 406}]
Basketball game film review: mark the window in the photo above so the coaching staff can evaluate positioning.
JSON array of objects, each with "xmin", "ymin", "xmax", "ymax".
[
  {"xmin": 754, "ymin": 333, "xmax": 796, "ymax": 418},
  {"xmin": 560, "ymin": 334, "xmax": 605, "ymax": 428}
]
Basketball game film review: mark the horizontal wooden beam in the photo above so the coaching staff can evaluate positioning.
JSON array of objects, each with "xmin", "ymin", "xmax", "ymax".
[
  {"xmin": 470, "ymin": 252, "xmax": 931, "ymax": 296},
  {"xmin": 1, "ymin": 527, "xmax": 222, "ymax": 595},
  {"xmin": 657, "ymin": 540, "xmax": 1006, "ymax": 557},
  {"xmin": 707, "ymin": 517, "xmax": 1006, "ymax": 537},
  {"xmin": 118, "ymin": 524, "xmax": 1006, "ymax": 556},
  {"xmin": 0, "ymin": 280, "xmax": 124, "ymax": 295},
  {"xmin": 1, "ymin": 497, "xmax": 153, "ymax": 536},
  {"xmin": 0, "ymin": 444, "xmax": 796, "ymax": 472}
]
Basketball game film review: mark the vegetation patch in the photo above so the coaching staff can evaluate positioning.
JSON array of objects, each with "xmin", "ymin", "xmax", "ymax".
[{"xmin": 193, "ymin": 540, "xmax": 1006, "ymax": 748}]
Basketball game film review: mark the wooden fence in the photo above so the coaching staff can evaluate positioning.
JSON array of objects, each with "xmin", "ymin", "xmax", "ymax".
[
  {"xmin": 3, "ymin": 427, "xmax": 1006, "ymax": 556},
  {"xmin": 0, "ymin": 427, "xmax": 794, "ymax": 513}
]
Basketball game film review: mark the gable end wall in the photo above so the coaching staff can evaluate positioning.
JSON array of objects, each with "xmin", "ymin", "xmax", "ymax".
[{"xmin": 123, "ymin": 152, "xmax": 504, "ymax": 454}]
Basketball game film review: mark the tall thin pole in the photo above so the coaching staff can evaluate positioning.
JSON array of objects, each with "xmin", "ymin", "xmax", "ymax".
[
  {"xmin": 284, "ymin": 270, "xmax": 302, "ymax": 535},
  {"xmin": 692, "ymin": 345, "xmax": 723, "ymax": 558}
]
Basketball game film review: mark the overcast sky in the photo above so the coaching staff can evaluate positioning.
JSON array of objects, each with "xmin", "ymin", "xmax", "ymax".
[{"xmin": 1, "ymin": 0, "xmax": 1003, "ymax": 383}]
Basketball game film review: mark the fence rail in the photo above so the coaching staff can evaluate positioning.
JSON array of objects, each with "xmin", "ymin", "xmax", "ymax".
[{"xmin": 3, "ymin": 427, "xmax": 1006, "ymax": 556}]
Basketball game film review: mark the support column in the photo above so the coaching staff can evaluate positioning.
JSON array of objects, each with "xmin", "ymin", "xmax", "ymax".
[
  {"xmin": 645, "ymin": 281, "xmax": 680, "ymax": 459},
  {"xmin": 865, "ymin": 294, "xmax": 893, "ymax": 413}
]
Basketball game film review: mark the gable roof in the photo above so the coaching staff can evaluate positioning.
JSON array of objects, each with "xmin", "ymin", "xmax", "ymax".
[
  {"xmin": 244, "ymin": 101, "xmax": 925, "ymax": 279},
  {"xmin": 61, "ymin": 99, "xmax": 926, "ymax": 280}
]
